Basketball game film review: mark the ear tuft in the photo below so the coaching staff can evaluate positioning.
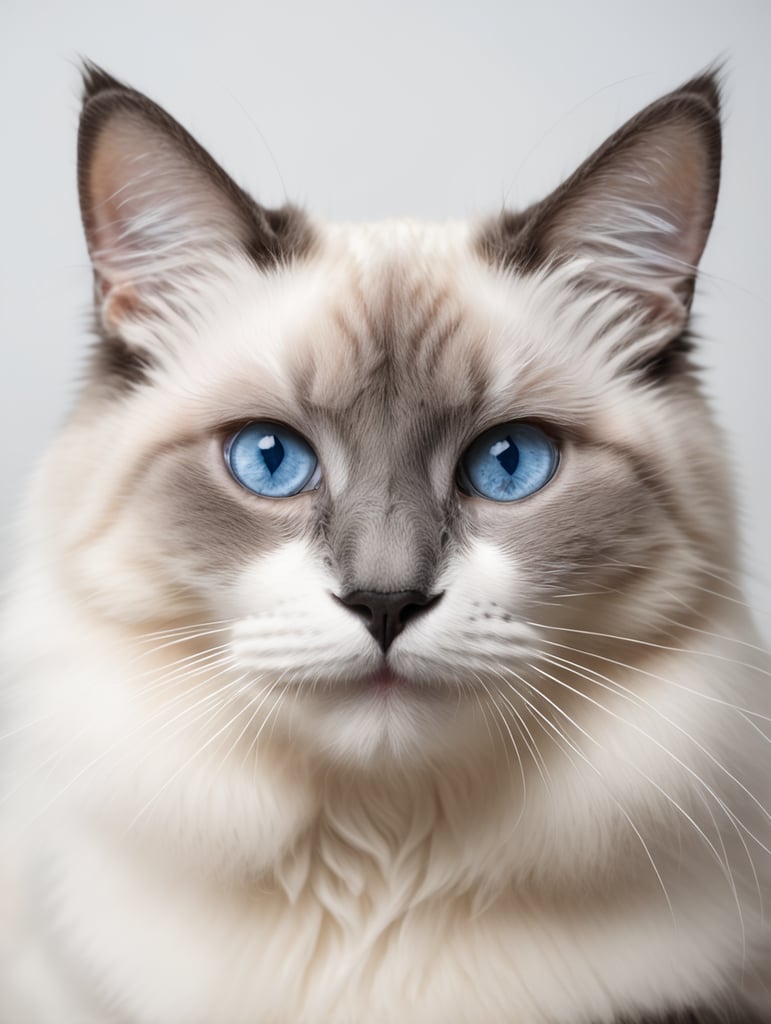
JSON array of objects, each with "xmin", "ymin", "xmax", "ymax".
[
  {"xmin": 80, "ymin": 59, "xmax": 130, "ymax": 104},
  {"xmin": 677, "ymin": 64, "xmax": 723, "ymax": 117},
  {"xmin": 478, "ymin": 68, "xmax": 723, "ymax": 330},
  {"xmin": 77, "ymin": 66, "xmax": 314, "ymax": 339}
]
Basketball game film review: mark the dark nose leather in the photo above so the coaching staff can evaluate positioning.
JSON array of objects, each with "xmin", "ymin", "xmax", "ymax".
[{"xmin": 336, "ymin": 590, "xmax": 442, "ymax": 653}]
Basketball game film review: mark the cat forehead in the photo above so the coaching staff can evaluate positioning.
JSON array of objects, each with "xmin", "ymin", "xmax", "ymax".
[
  {"xmin": 169, "ymin": 218, "xmax": 594, "ymax": 428},
  {"xmin": 292, "ymin": 221, "xmax": 488, "ymax": 413}
]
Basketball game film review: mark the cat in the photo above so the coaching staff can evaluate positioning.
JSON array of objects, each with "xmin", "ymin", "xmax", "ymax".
[{"xmin": 0, "ymin": 61, "xmax": 769, "ymax": 1023}]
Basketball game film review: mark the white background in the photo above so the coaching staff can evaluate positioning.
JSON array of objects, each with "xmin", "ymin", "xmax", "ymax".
[{"xmin": 1, "ymin": 0, "xmax": 769, "ymax": 621}]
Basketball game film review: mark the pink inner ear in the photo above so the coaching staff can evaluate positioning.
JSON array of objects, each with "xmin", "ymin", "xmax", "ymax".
[
  {"xmin": 86, "ymin": 116, "xmax": 177, "ymax": 285},
  {"xmin": 84, "ymin": 111, "xmax": 249, "ymax": 295},
  {"xmin": 611, "ymin": 125, "xmax": 712, "ymax": 267},
  {"xmin": 88, "ymin": 130, "xmax": 130, "ymax": 271},
  {"xmin": 546, "ymin": 120, "xmax": 715, "ymax": 291},
  {"xmin": 649, "ymin": 126, "xmax": 714, "ymax": 267}
]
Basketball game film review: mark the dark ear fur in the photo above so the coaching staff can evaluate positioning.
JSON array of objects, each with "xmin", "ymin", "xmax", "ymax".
[
  {"xmin": 478, "ymin": 71, "xmax": 722, "ymax": 332},
  {"xmin": 78, "ymin": 61, "xmax": 314, "ymax": 335}
]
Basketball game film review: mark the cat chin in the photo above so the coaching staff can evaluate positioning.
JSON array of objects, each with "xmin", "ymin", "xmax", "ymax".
[{"xmin": 278, "ymin": 674, "xmax": 482, "ymax": 765}]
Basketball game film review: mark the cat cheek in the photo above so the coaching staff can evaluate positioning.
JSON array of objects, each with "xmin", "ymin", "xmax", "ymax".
[{"xmin": 225, "ymin": 541, "xmax": 378, "ymax": 674}]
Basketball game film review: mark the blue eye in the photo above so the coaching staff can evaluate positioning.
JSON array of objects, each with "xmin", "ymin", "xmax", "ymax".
[
  {"xmin": 226, "ymin": 422, "xmax": 320, "ymax": 498},
  {"xmin": 458, "ymin": 422, "xmax": 558, "ymax": 502}
]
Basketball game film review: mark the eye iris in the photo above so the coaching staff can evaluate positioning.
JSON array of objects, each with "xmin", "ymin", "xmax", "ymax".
[
  {"xmin": 460, "ymin": 423, "xmax": 557, "ymax": 502},
  {"xmin": 226, "ymin": 423, "xmax": 318, "ymax": 498}
]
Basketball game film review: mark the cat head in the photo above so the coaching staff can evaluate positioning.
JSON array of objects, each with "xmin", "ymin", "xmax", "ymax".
[{"xmin": 38, "ymin": 63, "xmax": 730, "ymax": 763}]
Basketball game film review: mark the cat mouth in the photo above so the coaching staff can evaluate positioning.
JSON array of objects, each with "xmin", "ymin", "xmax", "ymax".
[
  {"xmin": 365, "ymin": 666, "xmax": 407, "ymax": 690},
  {"xmin": 332, "ymin": 664, "xmax": 420, "ymax": 695},
  {"xmin": 353, "ymin": 665, "xmax": 449, "ymax": 697}
]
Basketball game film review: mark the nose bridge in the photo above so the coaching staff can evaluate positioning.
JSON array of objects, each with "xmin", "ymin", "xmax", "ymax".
[
  {"xmin": 322, "ymin": 402, "xmax": 448, "ymax": 592},
  {"xmin": 331, "ymin": 475, "xmax": 443, "ymax": 594}
]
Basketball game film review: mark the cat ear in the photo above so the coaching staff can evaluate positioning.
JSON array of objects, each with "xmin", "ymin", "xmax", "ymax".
[
  {"xmin": 481, "ymin": 71, "xmax": 722, "ymax": 326},
  {"xmin": 78, "ymin": 62, "xmax": 312, "ymax": 333}
]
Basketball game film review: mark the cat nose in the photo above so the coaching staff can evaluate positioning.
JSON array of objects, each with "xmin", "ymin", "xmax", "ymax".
[{"xmin": 336, "ymin": 590, "xmax": 443, "ymax": 653}]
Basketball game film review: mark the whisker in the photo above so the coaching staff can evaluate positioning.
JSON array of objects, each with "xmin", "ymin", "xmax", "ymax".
[
  {"xmin": 533, "ymin": 635, "xmax": 771, "ymax": 724},
  {"xmin": 21, "ymin": 663, "xmax": 242, "ymax": 827},
  {"xmin": 473, "ymin": 674, "xmax": 528, "ymax": 817},
  {"xmin": 498, "ymin": 668, "xmax": 675, "ymax": 922},
  {"xmin": 536, "ymin": 649, "xmax": 765, "ymax": 935},
  {"xmin": 575, "ymin": 557, "xmax": 771, "ymax": 621},
  {"xmin": 539, "ymin": 649, "xmax": 771, "ymax": 831},
  {"xmin": 128, "ymin": 646, "xmax": 235, "ymax": 696},
  {"xmin": 527, "ymin": 621, "xmax": 771, "ymax": 680},
  {"xmin": 130, "ymin": 618, "xmax": 237, "ymax": 645},
  {"xmin": 129, "ymin": 629, "xmax": 234, "ymax": 664},
  {"xmin": 505, "ymin": 665, "xmax": 733, "ymax": 881},
  {"xmin": 124, "ymin": 674, "xmax": 255, "ymax": 833},
  {"xmin": 524, "ymin": 659, "xmax": 771, "ymax": 863},
  {"xmin": 240, "ymin": 674, "xmax": 293, "ymax": 776},
  {"xmin": 485, "ymin": 670, "xmax": 553, "ymax": 797}
]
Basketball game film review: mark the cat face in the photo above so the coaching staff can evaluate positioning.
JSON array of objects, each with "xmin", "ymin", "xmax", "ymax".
[{"xmin": 41, "ymin": 65, "xmax": 730, "ymax": 762}]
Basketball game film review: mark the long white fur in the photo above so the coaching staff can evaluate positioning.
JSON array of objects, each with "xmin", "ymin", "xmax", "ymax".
[
  {"xmin": 2, "ymin": 221, "xmax": 770, "ymax": 1022},
  {"xmin": 1, "ymin": 109, "xmax": 770, "ymax": 1020}
]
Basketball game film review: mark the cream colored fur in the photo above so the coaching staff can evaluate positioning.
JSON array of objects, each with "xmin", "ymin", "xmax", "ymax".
[
  {"xmin": 1, "ymin": 228, "xmax": 770, "ymax": 1022},
  {"xmin": 1, "ymin": 67, "xmax": 770, "ymax": 1022}
]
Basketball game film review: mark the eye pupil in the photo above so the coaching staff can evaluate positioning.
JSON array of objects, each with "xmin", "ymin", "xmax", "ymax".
[
  {"xmin": 259, "ymin": 433, "xmax": 284, "ymax": 475},
  {"xmin": 491, "ymin": 437, "xmax": 519, "ymax": 476}
]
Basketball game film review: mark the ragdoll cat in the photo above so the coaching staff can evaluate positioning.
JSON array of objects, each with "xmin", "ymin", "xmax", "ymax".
[{"xmin": 1, "ymin": 62, "xmax": 769, "ymax": 1023}]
